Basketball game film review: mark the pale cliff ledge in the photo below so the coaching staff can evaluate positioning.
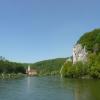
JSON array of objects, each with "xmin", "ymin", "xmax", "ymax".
[
  {"xmin": 64, "ymin": 44, "xmax": 88, "ymax": 64},
  {"xmin": 72, "ymin": 44, "xmax": 88, "ymax": 64}
]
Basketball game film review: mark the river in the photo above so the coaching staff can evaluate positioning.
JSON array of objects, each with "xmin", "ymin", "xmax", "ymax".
[{"xmin": 0, "ymin": 76, "xmax": 100, "ymax": 100}]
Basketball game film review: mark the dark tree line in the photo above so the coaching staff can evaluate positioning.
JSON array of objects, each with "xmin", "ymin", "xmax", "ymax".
[{"xmin": 0, "ymin": 60, "xmax": 26, "ymax": 74}]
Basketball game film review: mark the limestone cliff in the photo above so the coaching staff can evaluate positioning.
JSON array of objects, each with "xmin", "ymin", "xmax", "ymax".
[{"xmin": 73, "ymin": 44, "xmax": 87, "ymax": 64}]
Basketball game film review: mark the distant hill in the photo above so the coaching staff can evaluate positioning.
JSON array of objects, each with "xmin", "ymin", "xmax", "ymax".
[{"xmin": 31, "ymin": 58, "xmax": 66, "ymax": 76}]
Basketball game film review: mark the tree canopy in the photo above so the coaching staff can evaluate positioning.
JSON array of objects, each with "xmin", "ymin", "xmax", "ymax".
[
  {"xmin": 77, "ymin": 29, "xmax": 100, "ymax": 53},
  {"xmin": 31, "ymin": 58, "xmax": 66, "ymax": 76}
]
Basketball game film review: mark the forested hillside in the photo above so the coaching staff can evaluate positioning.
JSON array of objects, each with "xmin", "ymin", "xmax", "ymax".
[
  {"xmin": 77, "ymin": 29, "xmax": 100, "ymax": 53},
  {"xmin": 61, "ymin": 29, "xmax": 100, "ymax": 79},
  {"xmin": 31, "ymin": 58, "xmax": 66, "ymax": 76},
  {"xmin": 0, "ymin": 57, "xmax": 26, "ymax": 74}
]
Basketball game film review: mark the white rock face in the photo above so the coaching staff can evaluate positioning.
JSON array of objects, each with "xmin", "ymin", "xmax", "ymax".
[{"xmin": 73, "ymin": 44, "xmax": 87, "ymax": 64}]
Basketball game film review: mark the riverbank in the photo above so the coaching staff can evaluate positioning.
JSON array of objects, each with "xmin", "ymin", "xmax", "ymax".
[{"xmin": 0, "ymin": 73, "xmax": 26, "ymax": 80}]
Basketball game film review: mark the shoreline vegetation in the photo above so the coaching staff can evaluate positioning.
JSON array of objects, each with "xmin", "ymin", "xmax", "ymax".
[
  {"xmin": 0, "ymin": 73, "xmax": 26, "ymax": 80},
  {"xmin": 0, "ymin": 29, "xmax": 100, "ymax": 80},
  {"xmin": 0, "ymin": 58, "xmax": 26, "ymax": 79}
]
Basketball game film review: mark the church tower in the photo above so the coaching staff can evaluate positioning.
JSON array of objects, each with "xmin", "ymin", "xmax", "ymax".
[{"xmin": 28, "ymin": 65, "xmax": 31, "ymax": 72}]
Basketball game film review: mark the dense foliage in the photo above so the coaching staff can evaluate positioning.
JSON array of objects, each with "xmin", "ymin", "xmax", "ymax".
[
  {"xmin": 31, "ymin": 58, "xmax": 66, "ymax": 76},
  {"xmin": 77, "ymin": 29, "xmax": 100, "ymax": 52},
  {"xmin": 61, "ymin": 61, "xmax": 89, "ymax": 78},
  {"xmin": 61, "ymin": 29, "xmax": 100, "ymax": 79},
  {"xmin": 0, "ymin": 58, "xmax": 26, "ymax": 74}
]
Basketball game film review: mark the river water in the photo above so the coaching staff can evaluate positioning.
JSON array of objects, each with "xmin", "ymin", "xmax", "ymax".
[{"xmin": 0, "ymin": 76, "xmax": 100, "ymax": 100}]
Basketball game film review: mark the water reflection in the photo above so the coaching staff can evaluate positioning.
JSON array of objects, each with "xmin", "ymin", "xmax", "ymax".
[
  {"xmin": 0, "ymin": 77, "xmax": 100, "ymax": 100},
  {"xmin": 60, "ymin": 78, "xmax": 100, "ymax": 100},
  {"xmin": 27, "ymin": 77, "xmax": 31, "ymax": 92}
]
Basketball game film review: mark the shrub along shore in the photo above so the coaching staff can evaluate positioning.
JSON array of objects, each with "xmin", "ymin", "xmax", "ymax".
[
  {"xmin": 0, "ymin": 73, "xmax": 26, "ymax": 79},
  {"xmin": 0, "ymin": 58, "xmax": 26, "ymax": 79}
]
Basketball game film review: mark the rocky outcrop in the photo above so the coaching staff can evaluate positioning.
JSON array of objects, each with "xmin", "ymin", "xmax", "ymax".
[{"xmin": 73, "ymin": 44, "xmax": 87, "ymax": 64}]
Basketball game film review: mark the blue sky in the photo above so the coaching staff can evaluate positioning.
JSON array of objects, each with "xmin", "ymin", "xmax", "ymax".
[{"xmin": 0, "ymin": 0, "xmax": 100, "ymax": 63}]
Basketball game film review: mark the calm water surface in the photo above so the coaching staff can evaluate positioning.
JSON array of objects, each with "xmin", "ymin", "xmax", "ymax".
[{"xmin": 0, "ymin": 76, "xmax": 100, "ymax": 100}]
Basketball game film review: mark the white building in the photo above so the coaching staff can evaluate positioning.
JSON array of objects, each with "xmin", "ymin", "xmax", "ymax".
[{"xmin": 26, "ymin": 65, "xmax": 37, "ymax": 76}]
